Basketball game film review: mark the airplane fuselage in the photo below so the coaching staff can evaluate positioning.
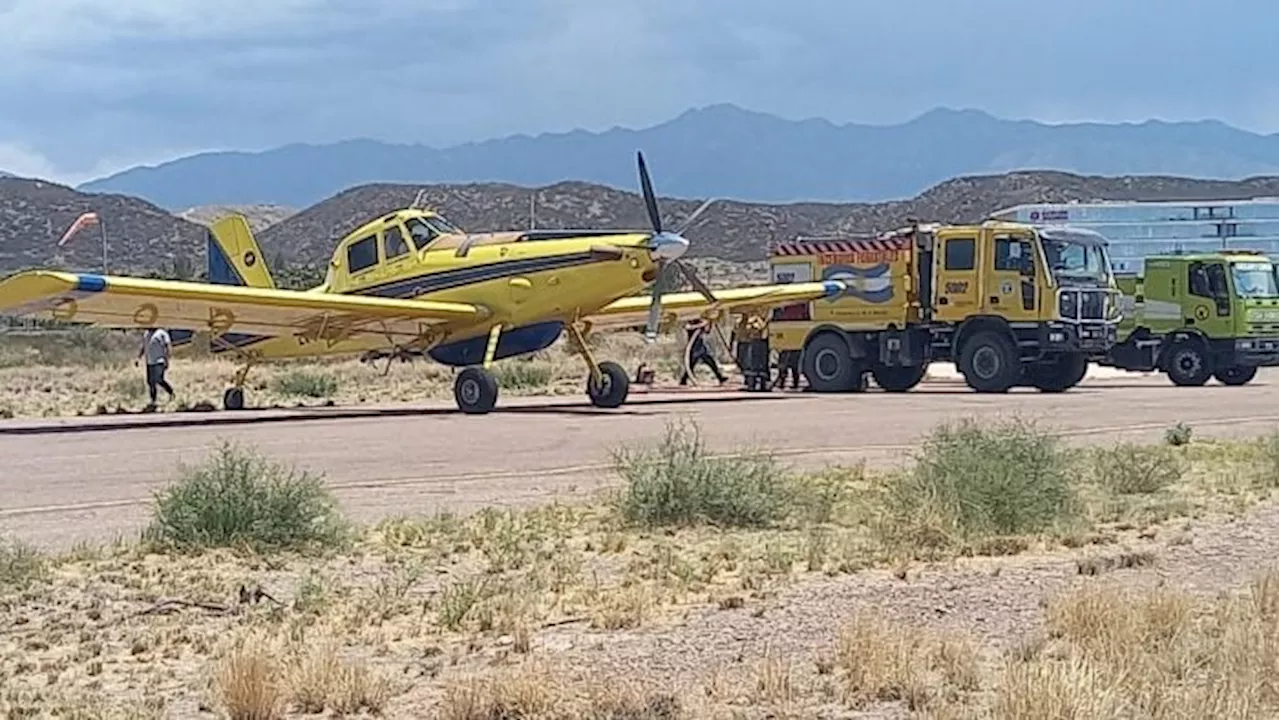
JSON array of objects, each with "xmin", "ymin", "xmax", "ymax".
[{"xmin": 207, "ymin": 228, "xmax": 661, "ymax": 365}]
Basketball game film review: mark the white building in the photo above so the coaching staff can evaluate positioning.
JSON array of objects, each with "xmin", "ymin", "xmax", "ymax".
[{"xmin": 988, "ymin": 197, "xmax": 1279, "ymax": 274}]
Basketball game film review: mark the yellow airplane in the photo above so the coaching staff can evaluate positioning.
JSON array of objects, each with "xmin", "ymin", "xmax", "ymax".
[{"xmin": 0, "ymin": 152, "xmax": 846, "ymax": 414}]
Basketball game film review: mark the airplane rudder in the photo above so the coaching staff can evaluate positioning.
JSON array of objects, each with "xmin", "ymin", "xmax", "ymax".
[{"xmin": 208, "ymin": 215, "xmax": 275, "ymax": 289}]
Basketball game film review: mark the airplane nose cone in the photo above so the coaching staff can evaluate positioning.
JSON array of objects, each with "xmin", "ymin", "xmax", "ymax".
[{"xmin": 649, "ymin": 231, "xmax": 689, "ymax": 261}]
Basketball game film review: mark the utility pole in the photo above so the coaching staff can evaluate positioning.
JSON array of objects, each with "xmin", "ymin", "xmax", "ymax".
[{"xmin": 99, "ymin": 214, "xmax": 108, "ymax": 274}]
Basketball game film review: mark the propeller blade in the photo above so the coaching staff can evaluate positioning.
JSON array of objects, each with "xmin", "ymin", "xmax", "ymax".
[
  {"xmin": 675, "ymin": 259, "xmax": 717, "ymax": 303},
  {"xmin": 636, "ymin": 151, "xmax": 663, "ymax": 234},
  {"xmin": 676, "ymin": 197, "xmax": 718, "ymax": 235},
  {"xmin": 644, "ymin": 262, "xmax": 667, "ymax": 341}
]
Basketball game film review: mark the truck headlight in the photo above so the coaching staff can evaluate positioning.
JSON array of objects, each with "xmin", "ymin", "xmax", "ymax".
[
  {"xmin": 1236, "ymin": 339, "xmax": 1256, "ymax": 350},
  {"xmin": 1058, "ymin": 292, "xmax": 1077, "ymax": 320}
]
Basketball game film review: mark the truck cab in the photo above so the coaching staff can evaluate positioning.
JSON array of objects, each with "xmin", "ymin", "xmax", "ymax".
[
  {"xmin": 765, "ymin": 220, "xmax": 1122, "ymax": 394},
  {"xmin": 1102, "ymin": 250, "xmax": 1279, "ymax": 385}
]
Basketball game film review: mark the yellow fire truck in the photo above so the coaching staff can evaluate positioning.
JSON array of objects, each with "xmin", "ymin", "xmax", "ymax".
[{"xmin": 762, "ymin": 220, "xmax": 1123, "ymax": 393}]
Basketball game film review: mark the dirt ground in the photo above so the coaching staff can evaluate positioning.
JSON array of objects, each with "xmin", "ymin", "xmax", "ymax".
[
  {"xmin": 2, "ymin": 366, "xmax": 1280, "ymax": 712},
  {"xmin": 2, "ymin": 371, "xmax": 1276, "ymax": 550}
]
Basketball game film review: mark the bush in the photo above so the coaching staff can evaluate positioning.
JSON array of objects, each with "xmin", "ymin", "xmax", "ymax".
[
  {"xmin": 878, "ymin": 417, "xmax": 1076, "ymax": 550},
  {"xmin": 1165, "ymin": 422, "xmax": 1193, "ymax": 446},
  {"xmin": 273, "ymin": 370, "xmax": 338, "ymax": 398},
  {"xmin": 0, "ymin": 538, "xmax": 46, "ymax": 591},
  {"xmin": 1254, "ymin": 425, "xmax": 1280, "ymax": 486},
  {"xmin": 612, "ymin": 418, "xmax": 787, "ymax": 528},
  {"xmin": 1090, "ymin": 443, "xmax": 1182, "ymax": 495},
  {"xmin": 492, "ymin": 361, "xmax": 555, "ymax": 390},
  {"xmin": 145, "ymin": 441, "xmax": 347, "ymax": 553}
]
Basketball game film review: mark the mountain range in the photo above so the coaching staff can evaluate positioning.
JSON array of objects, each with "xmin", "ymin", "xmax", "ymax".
[
  {"xmin": 3, "ymin": 170, "xmax": 1274, "ymax": 280},
  {"xmin": 74, "ymin": 105, "xmax": 1279, "ymax": 209}
]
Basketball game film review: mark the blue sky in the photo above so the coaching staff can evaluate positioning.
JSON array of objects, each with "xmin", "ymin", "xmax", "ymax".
[{"xmin": 2, "ymin": 0, "xmax": 1276, "ymax": 184}]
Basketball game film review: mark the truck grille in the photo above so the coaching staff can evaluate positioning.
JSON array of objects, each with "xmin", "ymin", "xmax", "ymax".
[
  {"xmin": 1059, "ymin": 289, "xmax": 1107, "ymax": 321},
  {"xmin": 1078, "ymin": 291, "xmax": 1105, "ymax": 320},
  {"xmin": 1247, "ymin": 323, "xmax": 1279, "ymax": 337}
]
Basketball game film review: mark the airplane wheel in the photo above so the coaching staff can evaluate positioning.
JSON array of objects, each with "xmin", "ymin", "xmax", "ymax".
[
  {"xmin": 587, "ymin": 361, "xmax": 629, "ymax": 408},
  {"xmin": 223, "ymin": 387, "xmax": 245, "ymax": 411},
  {"xmin": 455, "ymin": 367, "xmax": 498, "ymax": 414}
]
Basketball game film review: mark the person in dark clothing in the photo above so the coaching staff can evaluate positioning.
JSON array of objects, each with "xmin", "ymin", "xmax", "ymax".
[
  {"xmin": 773, "ymin": 349, "xmax": 802, "ymax": 390},
  {"xmin": 679, "ymin": 318, "xmax": 727, "ymax": 385}
]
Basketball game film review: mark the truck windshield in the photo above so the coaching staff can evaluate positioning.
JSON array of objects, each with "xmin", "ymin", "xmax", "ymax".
[
  {"xmin": 1039, "ymin": 237, "xmax": 1111, "ymax": 284},
  {"xmin": 1231, "ymin": 261, "xmax": 1279, "ymax": 298}
]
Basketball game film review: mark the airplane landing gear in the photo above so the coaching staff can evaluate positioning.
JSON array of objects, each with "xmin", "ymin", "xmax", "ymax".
[
  {"xmin": 454, "ymin": 367, "xmax": 499, "ymax": 414},
  {"xmin": 586, "ymin": 361, "xmax": 629, "ymax": 408},
  {"xmin": 222, "ymin": 353, "xmax": 256, "ymax": 411},
  {"xmin": 223, "ymin": 387, "xmax": 245, "ymax": 411},
  {"xmin": 567, "ymin": 320, "xmax": 630, "ymax": 409}
]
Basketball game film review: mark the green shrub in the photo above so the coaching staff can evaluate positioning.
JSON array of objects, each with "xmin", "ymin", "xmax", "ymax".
[
  {"xmin": 0, "ymin": 538, "xmax": 47, "ymax": 591},
  {"xmin": 1165, "ymin": 422, "xmax": 1193, "ymax": 447},
  {"xmin": 878, "ymin": 417, "xmax": 1076, "ymax": 550},
  {"xmin": 612, "ymin": 418, "xmax": 787, "ymax": 528},
  {"xmin": 1254, "ymin": 425, "xmax": 1280, "ymax": 486},
  {"xmin": 492, "ymin": 361, "xmax": 555, "ymax": 390},
  {"xmin": 272, "ymin": 370, "xmax": 338, "ymax": 398},
  {"xmin": 144, "ymin": 441, "xmax": 347, "ymax": 553},
  {"xmin": 1090, "ymin": 443, "xmax": 1182, "ymax": 495}
]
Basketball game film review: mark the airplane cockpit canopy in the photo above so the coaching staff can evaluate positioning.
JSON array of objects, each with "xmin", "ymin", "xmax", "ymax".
[{"xmin": 404, "ymin": 215, "xmax": 463, "ymax": 250}]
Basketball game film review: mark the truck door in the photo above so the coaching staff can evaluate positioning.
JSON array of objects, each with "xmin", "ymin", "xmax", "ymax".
[
  {"xmin": 988, "ymin": 234, "xmax": 1038, "ymax": 319},
  {"xmin": 933, "ymin": 232, "xmax": 979, "ymax": 323}
]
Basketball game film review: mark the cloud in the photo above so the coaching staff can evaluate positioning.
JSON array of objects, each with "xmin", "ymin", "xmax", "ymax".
[{"xmin": 1, "ymin": 0, "xmax": 1276, "ymax": 184}]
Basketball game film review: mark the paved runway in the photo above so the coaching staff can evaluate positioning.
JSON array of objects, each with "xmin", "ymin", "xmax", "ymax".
[{"xmin": 2, "ymin": 371, "xmax": 1276, "ymax": 549}]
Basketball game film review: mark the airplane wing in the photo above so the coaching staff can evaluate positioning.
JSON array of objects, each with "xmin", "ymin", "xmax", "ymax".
[
  {"xmin": 0, "ymin": 271, "xmax": 487, "ymax": 343},
  {"xmin": 584, "ymin": 280, "xmax": 845, "ymax": 331}
]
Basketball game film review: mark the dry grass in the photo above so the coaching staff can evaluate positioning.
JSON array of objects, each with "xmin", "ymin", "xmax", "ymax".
[
  {"xmin": 0, "ymin": 327, "xmax": 705, "ymax": 417},
  {"xmin": 991, "ymin": 565, "xmax": 1279, "ymax": 719},
  {"xmin": 0, "ymin": 428, "xmax": 1274, "ymax": 717}
]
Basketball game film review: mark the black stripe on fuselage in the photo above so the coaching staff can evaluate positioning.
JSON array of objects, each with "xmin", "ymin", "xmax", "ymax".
[
  {"xmin": 350, "ymin": 249, "xmax": 615, "ymax": 300},
  {"xmin": 206, "ymin": 249, "xmax": 624, "ymax": 353}
]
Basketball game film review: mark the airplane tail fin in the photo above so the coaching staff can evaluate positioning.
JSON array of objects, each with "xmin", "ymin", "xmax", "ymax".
[{"xmin": 207, "ymin": 214, "xmax": 276, "ymax": 289}]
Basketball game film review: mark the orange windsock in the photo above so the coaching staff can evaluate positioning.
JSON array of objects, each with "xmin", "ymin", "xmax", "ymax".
[{"xmin": 57, "ymin": 211, "xmax": 100, "ymax": 247}]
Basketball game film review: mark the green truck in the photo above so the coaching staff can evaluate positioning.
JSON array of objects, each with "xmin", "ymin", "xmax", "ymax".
[{"xmin": 1099, "ymin": 250, "xmax": 1278, "ymax": 386}]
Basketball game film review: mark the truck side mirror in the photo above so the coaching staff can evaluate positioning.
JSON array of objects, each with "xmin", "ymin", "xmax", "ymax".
[{"xmin": 1019, "ymin": 256, "xmax": 1035, "ymax": 277}]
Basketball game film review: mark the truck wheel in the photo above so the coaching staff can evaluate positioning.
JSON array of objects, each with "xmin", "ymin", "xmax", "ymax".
[
  {"xmin": 1164, "ymin": 341, "xmax": 1212, "ymax": 387},
  {"xmin": 1213, "ymin": 365, "xmax": 1257, "ymax": 386},
  {"xmin": 802, "ymin": 333, "xmax": 855, "ymax": 393},
  {"xmin": 958, "ymin": 330, "xmax": 1020, "ymax": 393},
  {"xmin": 871, "ymin": 363, "xmax": 927, "ymax": 392},
  {"xmin": 1026, "ymin": 353, "xmax": 1088, "ymax": 393}
]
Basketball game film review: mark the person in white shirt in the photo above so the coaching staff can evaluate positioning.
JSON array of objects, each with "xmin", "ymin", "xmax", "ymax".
[{"xmin": 137, "ymin": 327, "xmax": 175, "ymax": 407}]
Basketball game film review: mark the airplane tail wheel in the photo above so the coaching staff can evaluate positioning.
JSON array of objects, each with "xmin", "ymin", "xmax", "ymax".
[
  {"xmin": 587, "ymin": 361, "xmax": 630, "ymax": 408},
  {"xmin": 455, "ymin": 367, "xmax": 498, "ymax": 414},
  {"xmin": 223, "ymin": 387, "xmax": 245, "ymax": 411}
]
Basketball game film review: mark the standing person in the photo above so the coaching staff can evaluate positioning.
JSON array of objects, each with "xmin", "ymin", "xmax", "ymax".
[
  {"xmin": 137, "ymin": 327, "xmax": 175, "ymax": 408},
  {"xmin": 680, "ymin": 318, "xmax": 728, "ymax": 386},
  {"xmin": 773, "ymin": 349, "xmax": 802, "ymax": 390}
]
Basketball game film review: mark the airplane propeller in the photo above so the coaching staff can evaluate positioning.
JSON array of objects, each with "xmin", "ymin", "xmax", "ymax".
[{"xmin": 636, "ymin": 151, "xmax": 718, "ymax": 342}]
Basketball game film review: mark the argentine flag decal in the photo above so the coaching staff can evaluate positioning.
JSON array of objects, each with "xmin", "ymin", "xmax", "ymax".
[{"xmin": 820, "ymin": 263, "xmax": 894, "ymax": 304}]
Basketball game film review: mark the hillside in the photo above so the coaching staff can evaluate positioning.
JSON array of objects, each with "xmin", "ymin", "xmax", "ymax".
[
  {"xmin": 2, "ymin": 171, "xmax": 1274, "ymax": 279},
  {"xmin": 176, "ymin": 204, "xmax": 297, "ymax": 233},
  {"xmin": 77, "ymin": 106, "xmax": 1279, "ymax": 209},
  {"xmin": 257, "ymin": 171, "xmax": 1280, "ymax": 265},
  {"xmin": 0, "ymin": 177, "xmax": 205, "ymax": 276}
]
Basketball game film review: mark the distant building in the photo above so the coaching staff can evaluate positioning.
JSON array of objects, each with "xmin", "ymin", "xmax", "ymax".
[{"xmin": 988, "ymin": 197, "xmax": 1280, "ymax": 274}]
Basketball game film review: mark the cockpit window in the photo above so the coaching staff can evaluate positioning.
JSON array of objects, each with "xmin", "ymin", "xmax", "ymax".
[
  {"xmin": 404, "ymin": 218, "xmax": 439, "ymax": 250},
  {"xmin": 383, "ymin": 224, "xmax": 409, "ymax": 260},
  {"xmin": 425, "ymin": 215, "xmax": 462, "ymax": 235}
]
